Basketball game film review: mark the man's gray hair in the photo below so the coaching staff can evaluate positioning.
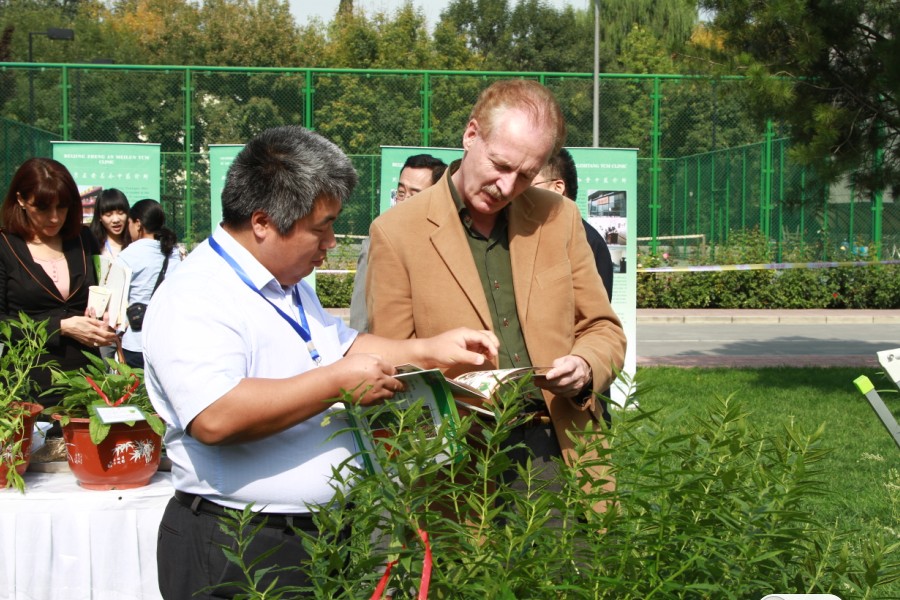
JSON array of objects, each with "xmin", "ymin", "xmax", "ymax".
[{"xmin": 221, "ymin": 126, "xmax": 358, "ymax": 234}]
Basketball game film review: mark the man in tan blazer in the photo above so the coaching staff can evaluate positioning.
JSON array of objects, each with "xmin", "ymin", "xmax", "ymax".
[{"xmin": 366, "ymin": 80, "xmax": 626, "ymax": 488}]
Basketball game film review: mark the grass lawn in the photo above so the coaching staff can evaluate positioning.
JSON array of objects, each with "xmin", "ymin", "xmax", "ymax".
[
  {"xmin": 638, "ymin": 367, "xmax": 900, "ymax": 536},
  {"xmin": 634, "ymin": 365, "xmax": 899, "ymax": 554}
]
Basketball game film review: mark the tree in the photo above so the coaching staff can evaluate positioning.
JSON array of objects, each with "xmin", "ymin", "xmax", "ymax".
[
  {"xmin": 197, "ymin": 0, "xmax": 301, "ymax": 67},
  {"xmin": 0, "ymin": 26, "xmax": 15, "ymax": 111},
  {"xmin": 438, "ymin": 0, "xmax": 697, "ymax": 73},
  {"xmin": 698, "ymin": 0, "xmax": 900, "ymax": 195}
]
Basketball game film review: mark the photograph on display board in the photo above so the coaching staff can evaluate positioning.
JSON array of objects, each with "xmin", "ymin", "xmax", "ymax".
[
  {"xmin": 587, "ymin": 190, "xmax": 627, "ymax": 273},
  {"xmin": 80, "ymin": 185, "xmax": 103, "ymax": 223}
]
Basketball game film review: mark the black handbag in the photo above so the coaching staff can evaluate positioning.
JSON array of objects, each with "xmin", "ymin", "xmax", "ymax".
[{"xmin": 126, "ymin": 256, "xmax": 169, "ymax": 332}]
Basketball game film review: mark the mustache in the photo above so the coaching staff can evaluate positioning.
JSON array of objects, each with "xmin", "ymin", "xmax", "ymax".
[{"xmin": 481, "ymin": 184, "xmax": 506, "ymax": 202}]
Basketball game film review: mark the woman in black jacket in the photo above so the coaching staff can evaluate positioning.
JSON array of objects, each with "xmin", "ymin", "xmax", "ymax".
[{"xmin": 0, "ymin": 158, "xmax": 118, "ymax": 408}]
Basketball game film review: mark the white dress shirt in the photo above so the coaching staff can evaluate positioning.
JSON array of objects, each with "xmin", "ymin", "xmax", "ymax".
[{"xmin": 142, "ymin": 226, "xmax": 359, "ymax": 513}]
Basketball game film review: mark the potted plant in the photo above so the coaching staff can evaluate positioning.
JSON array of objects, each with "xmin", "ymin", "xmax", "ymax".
[
  {"xmin": 43, "ymin": 353, "xmax": 166, "ymax": 490},
  {"xmin": 0, "ymin": 313, "xmax": 51, "ymax": 492}
]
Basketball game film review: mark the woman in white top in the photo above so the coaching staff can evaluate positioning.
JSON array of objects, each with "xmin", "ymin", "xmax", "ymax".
[
  {"xmin": 90, "ymin": 188, "xmax": 131, "ymax": 359},
  {"xmin": 89, "ymin": 188, "xmax": 131, "ymax": 260},
  {"xmin": 117, "ymin": 199, "xmax": 181, "ymax": 368}
]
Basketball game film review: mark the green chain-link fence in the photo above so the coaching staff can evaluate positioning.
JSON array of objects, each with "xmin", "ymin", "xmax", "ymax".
[{"xmin": 1, "ymin": 63, "xmax": 895, "ymax": 259}]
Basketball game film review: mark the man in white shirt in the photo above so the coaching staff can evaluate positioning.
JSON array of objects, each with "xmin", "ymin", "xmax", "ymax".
[{"xmin": 143, "ymin": 125, "xmax": 498, "ymax": 599}]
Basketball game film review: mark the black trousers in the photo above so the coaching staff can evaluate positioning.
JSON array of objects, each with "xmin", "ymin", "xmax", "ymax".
[
  {"xmin": 500, "ymin": 422, "xmax": 563, "ymax": 493},
  {"xmin": 156, "ymin": 495, "xmax": 335, "ymax": 599},
  {"xmin": 122, "ymin": 348, "xmax": 144, "ymax": 369}
]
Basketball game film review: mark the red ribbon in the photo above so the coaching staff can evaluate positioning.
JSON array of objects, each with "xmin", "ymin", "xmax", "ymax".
[
  {"xmin": 370, "ymin": 528, "xmax": 432, "ymax": 600},
  {"xmin": 85, "ymin": 373, "xmax": 140, "ymax": 407}
]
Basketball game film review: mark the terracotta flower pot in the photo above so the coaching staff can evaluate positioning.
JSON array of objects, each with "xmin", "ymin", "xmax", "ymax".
[
  {"xmin": 55, "ymin": 416, "xmax": 162, "ymax": 490},
  {"xmin": 0, "ymin": 402, "xmax": 44, "ymax": 488}
]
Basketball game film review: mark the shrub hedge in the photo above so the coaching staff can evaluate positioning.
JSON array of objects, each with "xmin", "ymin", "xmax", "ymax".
[{"xmin": 320, "ymin": 266, "xmax": 900, "ymax": 310}]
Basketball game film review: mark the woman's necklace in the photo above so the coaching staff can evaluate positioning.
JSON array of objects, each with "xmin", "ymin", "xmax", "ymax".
[{"xmin": 27, "ymin": 238, "xmax": 65, "ymax": 261}]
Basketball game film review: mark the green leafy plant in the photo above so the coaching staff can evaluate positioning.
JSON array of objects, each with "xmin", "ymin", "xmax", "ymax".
[
  {"xmin": 0, "ymin": 313, "xmax": 53, "ymax": 492},
  {"xmin": 42, "ymin": 352, "xmax": 165, "ymax": 445},
  {"xmin": 206, "ymin": 377, "xmax": 900, "ymax": 598}
]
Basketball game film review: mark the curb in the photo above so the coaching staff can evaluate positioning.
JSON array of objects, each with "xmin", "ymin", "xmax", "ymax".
[
  {"xmin": 635, "ymin": 309, "xmax": 900, "ymax": 325},
  {"xmin": 636, "ymin": 354, "xmax": 880, "ymax": 368},
  {"xmin": 328, "ymin": 307, "xmax": 900, "ymax": 325}
]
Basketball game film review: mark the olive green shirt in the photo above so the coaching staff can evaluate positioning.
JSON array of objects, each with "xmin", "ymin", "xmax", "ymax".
[{"xmin": 447, "ymin": 161, "xmax": 532, "ymax": 371}]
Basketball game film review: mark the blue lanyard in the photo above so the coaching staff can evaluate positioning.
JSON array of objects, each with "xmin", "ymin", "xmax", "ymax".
[{"xmin": 208, "ymin": 235, "xmax": 321, "ymax": 365}]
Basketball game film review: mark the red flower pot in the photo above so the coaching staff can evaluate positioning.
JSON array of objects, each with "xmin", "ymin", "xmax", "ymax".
[
  {"xmin": 56, "ymin": 416, "xmax": 162, "ymax": 490},
  {"xmin": 0, "ymin": 402, "xmax": 44, "ymax": 488}
]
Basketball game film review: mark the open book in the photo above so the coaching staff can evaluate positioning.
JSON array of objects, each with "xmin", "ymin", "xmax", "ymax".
[
  {"xmin": 346, "ymin": 366, "xmax": 550, "ymax": 474},
  {"xmin": 394, "ymin": 364, "xmax": 550, "ymax": 416}
]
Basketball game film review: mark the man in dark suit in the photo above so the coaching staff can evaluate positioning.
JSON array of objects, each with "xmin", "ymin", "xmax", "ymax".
[{"xmin": 531, "ymin": 148, "xmax": 614, "ymax": 300}]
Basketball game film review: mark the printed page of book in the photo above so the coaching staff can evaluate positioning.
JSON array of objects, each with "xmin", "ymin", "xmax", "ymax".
[{"xmin": 451, "ymin": 367, "xmax": 551, "ymax": 398}]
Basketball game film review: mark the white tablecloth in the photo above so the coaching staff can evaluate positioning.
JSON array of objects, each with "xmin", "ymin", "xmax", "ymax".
[{"xmin": 0, "ymin": 470, "xmax": 173, "ymax": 600}]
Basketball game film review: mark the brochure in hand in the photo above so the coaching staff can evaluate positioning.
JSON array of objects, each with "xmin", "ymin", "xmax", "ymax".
[
  {"xmin": 93, "ymin": 255, "xmax": 132, "ymax": 329},
  {"xmin": 347, "ymin": 365, "xmax": 549, "ymax": 475},
  {"xmin": 395, "ymin": 363, "xmax": 550, "ymax": 416}
]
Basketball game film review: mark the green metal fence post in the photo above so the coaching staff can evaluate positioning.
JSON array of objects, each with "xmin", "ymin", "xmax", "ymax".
[
  {"xmin": 823, "ymin": 183, "xmax": 831, "ymax": 260},
  {"xmin": 776, "ymin": 139, "xmax": 785, "ymax": 261},
  {"xmin": 183, "ymin": 68, "xmax": 193, "ymax": 240},
  {"xmin": 649, "ymin": 76, "xmax": 661, "ymax": 254},
  {"xmin": 724, "ymin": 152, "xmax": 731, "ymax": 242},
  {"xmin": 695, "ymin": 155, "xmax": 701, "ymax": 246},
  {"xmin": 421, "ymin": 72, "xmax": 431, "ymax": 146},
  {"xmin": 682, "ymin": 160, "xmax": 688, "ymax": 245},
  {"xmin": 799, "ymin": 167, "xmax": 806, "ymax": 254},
  {"xmin": 305, "ymin": 70, "xmax": 314, "ymax": 130},
  {"xmin": 741, "ymin": 147, "xmax": 747, "ymax": 228},
  {"xmin": 61, "ymin": 66, "xmax": 70, "ymax": 140},
  {"xmin": 873, "ymin": 126, "xmax": 884, "ymax": 259},
  {"xmin": 762, "ymin": 119, "xmax": 774, "ymax": 238},
  {"xmin": 709, "ymin": 148, "xmax": 716, "ymax": 245},
  {"xmin": 849, "ymin": 178, "xmax": 855, "ymax": 249}
]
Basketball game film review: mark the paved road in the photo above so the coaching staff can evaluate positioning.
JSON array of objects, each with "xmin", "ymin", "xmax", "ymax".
[
  {"xmin": 327, "ymin": 307, "xmax": 899, "ymax": 368},
  {"xmin": 636, "ymin": 309, "xmax": 900, "ymax": 368}
]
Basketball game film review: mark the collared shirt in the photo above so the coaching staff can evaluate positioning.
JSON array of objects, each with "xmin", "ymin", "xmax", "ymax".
[
  {"xmin": 447, "ymin": 161, "xmax": 532, "ymax": 371},
  {"xmin": 142, "ymin": 226, "xmax": 359, "ymax": 513},
  {"xmin": 117, "ymin": 238, "xmax": 181, "ymax": 353}
]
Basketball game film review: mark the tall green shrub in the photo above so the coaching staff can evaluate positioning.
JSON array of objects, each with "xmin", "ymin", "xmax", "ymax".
[{"xmin": 209, "ymin": 383, "xmax": 900, "ymax": 598}]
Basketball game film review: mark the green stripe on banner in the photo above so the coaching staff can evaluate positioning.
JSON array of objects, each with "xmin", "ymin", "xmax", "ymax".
[{"xmin": 638, "ymin": 260, "xmax": 900, "ymax": 273}]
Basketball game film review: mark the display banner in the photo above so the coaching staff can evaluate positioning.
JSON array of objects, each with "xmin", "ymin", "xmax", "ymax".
[
  {"xmin": 208, "ymin": 144, "xmax": 244, "ymax": 232},
  {"xmin": 380, "ymin": 146, "xmax": 637, "ymax": 407},
  {"xmin": 379, "ymin": 146, "xmax": 462, "ymax": 213},
  {"xmin": 52, "ymin": 142, "xmax": 160, "ymax": 223},
  {"xmin": 566, "ymin": 148, "xmax": 638, "ymax": 407}
]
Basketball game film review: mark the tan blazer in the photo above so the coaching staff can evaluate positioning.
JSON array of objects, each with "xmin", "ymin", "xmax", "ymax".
[{"xmin": 366, "ymin": 173, "xmax": 627, "ymax": 465}]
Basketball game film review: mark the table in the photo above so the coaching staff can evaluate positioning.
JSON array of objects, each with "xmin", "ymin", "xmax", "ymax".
[{"xmin": 0, "ymin": 470, "xmax": 172, "ymax": 600}]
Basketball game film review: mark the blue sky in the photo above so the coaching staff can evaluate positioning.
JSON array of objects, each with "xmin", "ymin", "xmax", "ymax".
[{"xmin": 287, "ymin": 0, "xmax": 585, "ymax": 28}]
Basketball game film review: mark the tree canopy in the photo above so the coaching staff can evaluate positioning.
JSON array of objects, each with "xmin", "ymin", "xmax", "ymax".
[
  {"xmin": 698, "ymin": 0, "xmax": 900, "ymax": 195},
  {"xmin": 0, "ymin": 0, "xmax": 699, "ymax": 72}
]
